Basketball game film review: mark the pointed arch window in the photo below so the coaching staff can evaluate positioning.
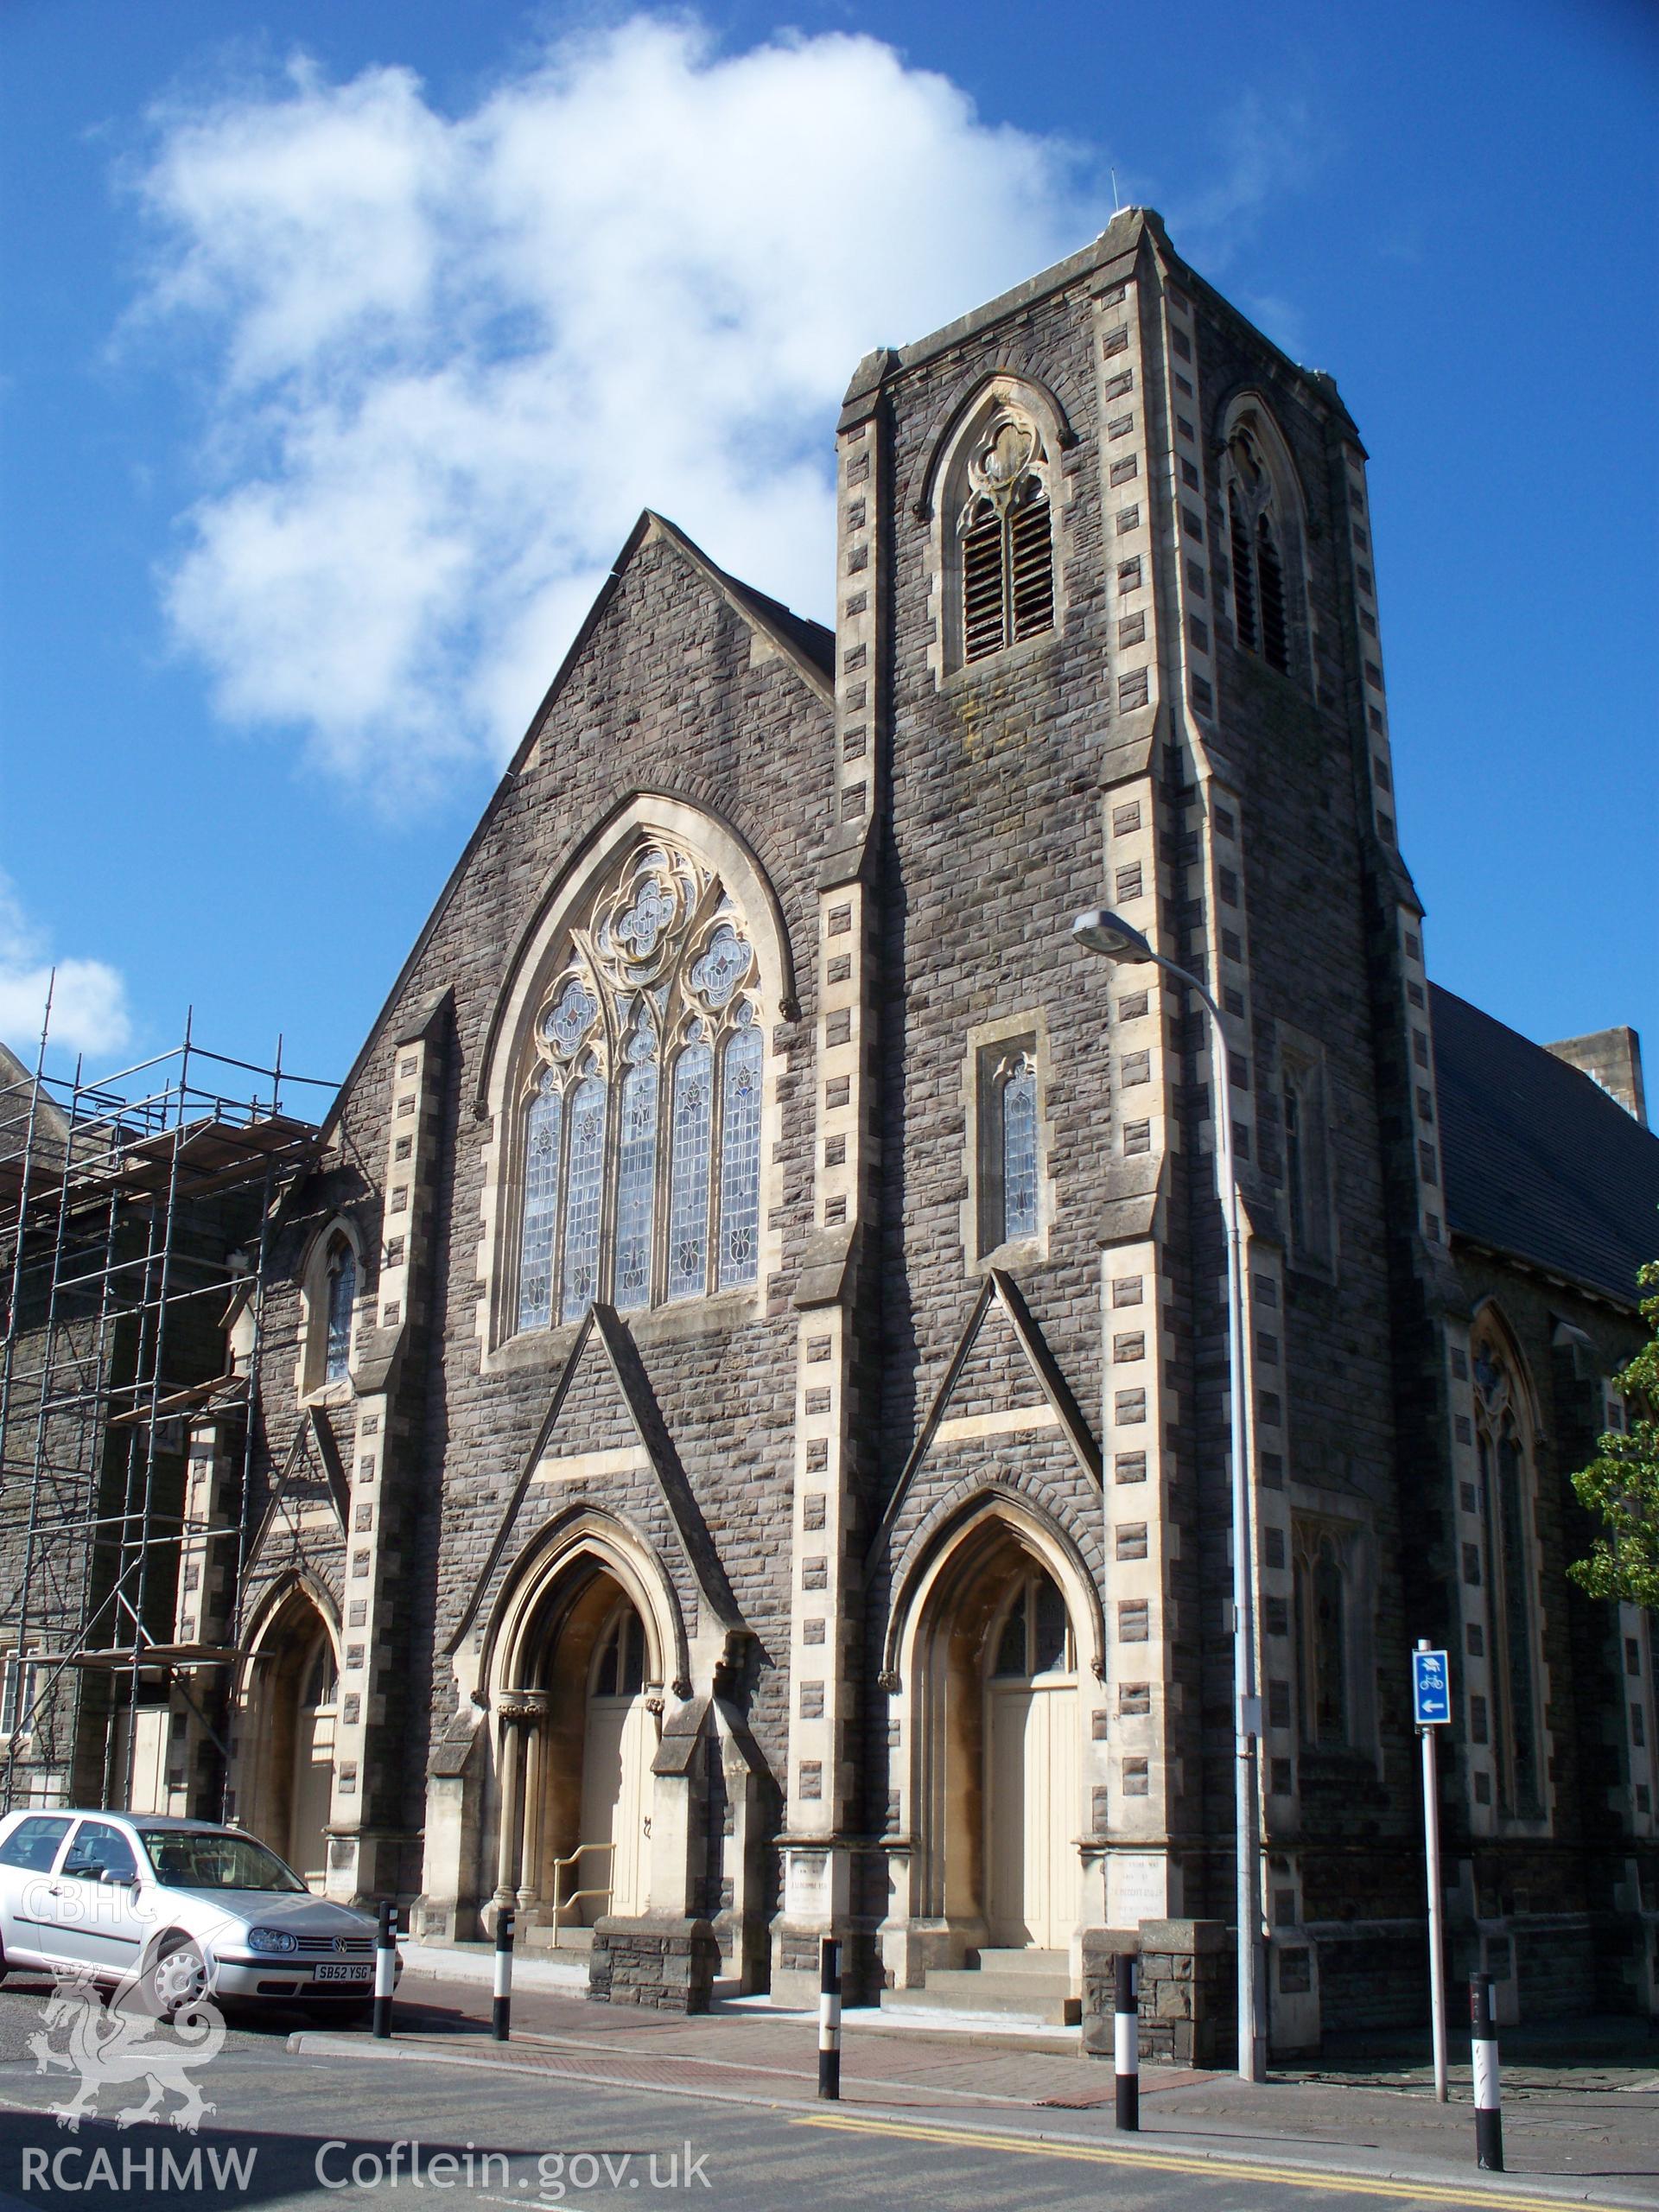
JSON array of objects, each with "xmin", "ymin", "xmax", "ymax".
[
  {"xmin": 518, "ymin": 1075, "xmax": 563, "ymax": 1332},
  {"xmin": 613, "ymin": 1018, "xmax": 659, "ymax": 1313},
  {"xmin": 975, "ymin": 1035, "xmax": 1044, "ymax": 1255},
  {"xmin": 1224, "ymin": 423, "xmax": 1294, "ymax": 677},
  {"xmin": 560, "ymin": 1068, "xmax": 607, "ymax": 1325},
  {"xmin": 667, "ymin": 1033, "xmax": 713, "ymax": 1301},
  {"xmin": 1293, "ymin": 1525, "xmax": 1351, "ymax": 1746},
  {"xmin": 957, "ymin": 411, "xmax": 1054, "ymax": 664},
  {"xmin": 323, "ymin": 1234, "xmax": 356, "ymax": 1385},
  {"xmin": 718, "ymin": 1009, "xmax": 763, "ymax": 1289},
  {"xmin": 1471, "ymin": 1327, "xmax": 1544, "ymax": 1819},
  {"xmin": 512, "ymin": 839, "xmax": 767, "ymax": 1332}
]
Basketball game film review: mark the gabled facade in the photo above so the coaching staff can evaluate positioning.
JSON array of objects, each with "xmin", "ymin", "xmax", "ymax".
[{"xmin": 22, "ymin": 207, "xmax": 1652, "ymax": 2054}]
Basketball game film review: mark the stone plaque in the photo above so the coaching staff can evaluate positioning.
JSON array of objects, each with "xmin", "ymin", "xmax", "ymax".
[{"xmin": 1109, "ymin": 1850, "xmax": 1167, "ymax": 1925}]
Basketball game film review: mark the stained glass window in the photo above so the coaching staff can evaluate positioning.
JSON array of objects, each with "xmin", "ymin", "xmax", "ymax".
[
  {"xmin": 1001, "ymin": 1055, "xmax": 1039, "ymax": 1240},
  {"xmin": 324, "ymin": 1236, "xmax": 356, "ymax": 1383},
  {"xmin": 613, "ymin": 1021, "xmax": 658, "ymax": 1312},
  {"xmin": 718, "ymin": 1014, "xmax": 762, "ymax": 1289},
  {"xmin": 560, "ymin": 1071, "xmax": 607, "ymax": 1324},
  {"xmin": 690, "ymin": 925, "xmax": 751, "ymax": 1010},
  {"xmin": 514, "ymin": 837, "xmax": 766, "ymax": 1329},
  {"xmin": 667, "ymin": 1039, "xmax": 713, "ymax": 1301},
  {"xmin": 518, "ymin": 1074, "xmax": 562, "ymax": 1331}
]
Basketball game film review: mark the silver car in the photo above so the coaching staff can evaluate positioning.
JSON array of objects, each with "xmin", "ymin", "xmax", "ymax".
[{"xmin": 0, "ymin": 1809, "xmax": 399, "ymax": 2020}]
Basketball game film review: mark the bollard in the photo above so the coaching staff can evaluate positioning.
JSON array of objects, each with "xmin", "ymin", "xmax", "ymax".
[
  {"xmin": 1114, "ymin": 1953, "xmax": 1140, "ymax": 2132},
  {"xmin": 1470, "ymin": 1973, "xmax": 1503, "ymax": 2172},
  {"xmin": 372, "ymin": 1900, "xmax": 398, "ymax": 2039},
  {"xmin": 493, "ymin": 1906, "xmax": 516, "ymax": 2043},
  {"xmin": 817, "ymin": 1936, "xmax": 842, "ymax": 2101}
]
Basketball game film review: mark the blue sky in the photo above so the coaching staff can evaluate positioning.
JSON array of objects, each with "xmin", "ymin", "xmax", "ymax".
[{"xmin": 1, "ymin": 0, "xmax": 1655, "ymax": 1098}]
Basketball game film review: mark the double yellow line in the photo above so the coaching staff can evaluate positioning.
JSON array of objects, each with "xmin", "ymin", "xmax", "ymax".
[{"xmin": 793, "ymin": 2109, "xmax": 1630, "ymax": 2212}]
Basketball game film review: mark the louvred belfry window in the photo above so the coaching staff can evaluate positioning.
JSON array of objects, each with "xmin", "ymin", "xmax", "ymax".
[
  {"xmin": 957, "ymin": 413, "xmax": 1054, "ymax": 664},
  {"xmin": 514, "ymin": 841, "xmax": 766, "ymax": 1332},
  {"xmin": 1225, "ymin": 425, "xmax": 1292, "ymax": 677}
]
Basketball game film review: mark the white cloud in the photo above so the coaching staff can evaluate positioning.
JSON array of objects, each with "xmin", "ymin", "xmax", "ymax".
[
  {"xmin": 0, "ymin": 875, "xmax": 133, "ymax": 1060},
  {"xmin": 1163, "ymin": 90, "xmax": 1332, "ymax": 272},
  {"xmin": 131, "ymin": 20, "xmax": 1108, "ymax": 803}
]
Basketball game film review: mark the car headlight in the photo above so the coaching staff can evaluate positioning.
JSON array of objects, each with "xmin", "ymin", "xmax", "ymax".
[{"xmin": 246, "ymin": 1925, "xmax": 298, "ymax": 1955}]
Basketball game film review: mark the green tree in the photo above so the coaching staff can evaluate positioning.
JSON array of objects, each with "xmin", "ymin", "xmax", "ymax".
[{"xmin": 1568, "ymin": 1259, "xmax": 1659, "ymax": 1610}]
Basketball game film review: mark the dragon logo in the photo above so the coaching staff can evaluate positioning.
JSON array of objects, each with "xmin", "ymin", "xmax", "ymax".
[{"xmin": 29, "ymin": 1963, "xmax": 226, "ymax": 2133}]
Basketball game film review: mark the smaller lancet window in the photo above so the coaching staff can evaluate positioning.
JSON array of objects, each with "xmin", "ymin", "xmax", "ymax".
[
  {"xmin": 976, "ymin": 1040, "xmax": 1042, "ymax": 1254},
  {"xmin": 1281, "ymin": 1048, "xmax": 1333, "ymax": 1273},
  {"xmin": 1471, "ymin": 1325, "xmax": 1545, "ymax": 1821},
  {"xmin": 323, "ymin": 1234, "xmax": 357, "ymax": 1385},
  {"xmin": 957, "ymin": 411, "xmax": 1054, "ymax": 664},
  {"xmin": 1294, "ymin": 1527, "xmax": 1351, "ymax": 1747},
  {"xmin": 1224, "ymin": 423, "xmax": 1293, "ymax": 677}
]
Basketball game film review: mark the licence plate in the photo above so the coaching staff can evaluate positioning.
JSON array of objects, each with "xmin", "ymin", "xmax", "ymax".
[{"xmin": 312, "ymin": 1962, "xmax": 371, "ymax": 1982}]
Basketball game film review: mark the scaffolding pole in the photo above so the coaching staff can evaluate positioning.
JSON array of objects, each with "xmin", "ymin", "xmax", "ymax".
[{"xmin": 0, "ymin": 1009, "xmax": 329, "ymax": 1814}]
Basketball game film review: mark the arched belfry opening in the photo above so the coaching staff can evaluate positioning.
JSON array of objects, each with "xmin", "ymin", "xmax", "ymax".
[
  {"xmin": 908, "ymin": 1514, "xmax": 1084, "ymax": 1960},
  {"xmin": 235, "ymin": 1585, "xmax": 340, "ymax": 1891},
  {"xmin": 488, "ymin": 1554, "xmax": 664, "ymax": 1942}
]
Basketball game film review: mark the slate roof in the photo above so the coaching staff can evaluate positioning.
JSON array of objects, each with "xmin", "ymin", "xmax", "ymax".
[
  {"xmin": 707, "ymin": 562, "xmax": 835, "ymax": 683},
  {"xmin": 1431, "ymin": 983, "xmax": 1659, "ymax": 1307}
]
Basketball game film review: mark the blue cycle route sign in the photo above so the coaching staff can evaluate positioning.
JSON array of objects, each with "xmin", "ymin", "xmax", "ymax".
[{"xmin": 1412, "ymin": 1647, "xmax": 1452, "ymax": 1726}]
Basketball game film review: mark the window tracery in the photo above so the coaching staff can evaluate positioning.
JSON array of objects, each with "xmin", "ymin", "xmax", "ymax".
[
  {"xmin": 513, "ymin": 838, "xmax": 765, "ymax": 1332},
  {"xmin": 956, "ymin": 410, "xmax": 1054, "ymax": 664}
]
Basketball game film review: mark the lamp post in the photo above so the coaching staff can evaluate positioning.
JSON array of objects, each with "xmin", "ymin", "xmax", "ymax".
[{"xmin": 1071, "ymin": 906, "xmax": 1267, "ymax": 2084}]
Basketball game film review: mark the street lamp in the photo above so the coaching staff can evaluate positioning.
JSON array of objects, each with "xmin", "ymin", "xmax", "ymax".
[{"xmin": 1071, "ymin": 906, "xmax": 1268, "ymax": 2084}]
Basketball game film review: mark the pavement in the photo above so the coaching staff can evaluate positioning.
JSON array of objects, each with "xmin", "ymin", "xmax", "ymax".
[
  {"xmin": 288, "ymin": 1970, "xmax": 1659, "ymax": 2202},
  {"xmin": 0, "ymin": 1960, "xmax": 1655, "ymax": 2208}
]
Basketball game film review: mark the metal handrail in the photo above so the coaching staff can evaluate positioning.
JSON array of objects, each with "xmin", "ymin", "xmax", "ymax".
[{"xmin": 550, "ymin": 1840, "xmax": 614, "ymax": 1923}]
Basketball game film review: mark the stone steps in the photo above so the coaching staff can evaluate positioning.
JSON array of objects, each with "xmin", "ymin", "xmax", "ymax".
[
  {"xmin": 523, "ymin": 1923, "xmax": 595, "ymax": 1955},
  {"xmin": 881, "ymin": 1948, "xmax": 1081, "ymax": 2028}
]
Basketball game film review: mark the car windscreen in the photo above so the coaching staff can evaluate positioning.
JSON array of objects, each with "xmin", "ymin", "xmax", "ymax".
[{"xmin": 136, "ymin": 1830, "xmax": 308, "ymax": 1894}]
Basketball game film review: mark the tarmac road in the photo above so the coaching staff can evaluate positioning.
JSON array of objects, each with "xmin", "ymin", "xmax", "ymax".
[{"xmin": 0, "ymin": 1977, "xmax": 1650, "ymax": 2212}]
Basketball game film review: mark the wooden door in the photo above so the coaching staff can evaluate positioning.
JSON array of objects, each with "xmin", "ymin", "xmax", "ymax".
[
  {"xmin": 578, "ymin": 1605, "xmax": 651, "ymax": 1923},
  {"xmin": 984, "ymin": 1568, "xmax": 1081, "ymax": 1948},
  {"xmin": 289, "ymin": 1634, "xmax": 338, "ymax": 1891}
]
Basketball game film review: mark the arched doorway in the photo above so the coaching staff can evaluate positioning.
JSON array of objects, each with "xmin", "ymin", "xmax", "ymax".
[
  {"xmin": 907, "ymin": 1515, "xmax": 1085, "ymax": 1961},
  {"xmin": 235, "ymin": 1587, "xmax": 339, "ymax": 1892},
  {"xmin": 491, "ymin": 1565, "xmax": 660, "ymax": 1932},
  {"xmin": 983, "ymin": 1564, "xmax": 1081, "ymax": 1948}
]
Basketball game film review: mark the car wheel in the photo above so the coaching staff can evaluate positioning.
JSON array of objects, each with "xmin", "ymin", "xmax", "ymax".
[{"xmin": 148, "ymin": 1934, "xmax": 209, "ymax": 2018}]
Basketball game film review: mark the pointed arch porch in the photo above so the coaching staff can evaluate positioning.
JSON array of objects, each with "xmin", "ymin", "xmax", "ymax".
[{"xmin": 874, "ymin": 1481, "xmax": 1109, "ymax": 1992}]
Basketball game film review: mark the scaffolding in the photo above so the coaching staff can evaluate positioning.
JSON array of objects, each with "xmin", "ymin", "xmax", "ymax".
[{"xmin": 0, "ymin": 1006, "xmax": 330, "ymax": 1815}]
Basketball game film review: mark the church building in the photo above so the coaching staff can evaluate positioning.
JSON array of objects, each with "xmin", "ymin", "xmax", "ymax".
[{"xmin": 6, "ymin": 207, "xmax": 1656, "ymax": 2057}]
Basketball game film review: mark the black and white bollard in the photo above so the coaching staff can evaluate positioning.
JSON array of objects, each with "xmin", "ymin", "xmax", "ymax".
[
  {"xmin": 817, "ymin": 1936, "xmax": 842, "ymax": 2101},
  {"xmin": 372, "ymin": 1900, "xmax": 398, "ymax": 2039},
  {"xmin": 493, "ymin": 1906, "xmax": 515, "ymax": 2043},
  {"xmin": 1114, "ymin": 1954, "xmax": 1140, "ymax": 2132},
  {"xmin": 1471, "ymin": 1972, "xmax": 1503, "ymax": 2172}
]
